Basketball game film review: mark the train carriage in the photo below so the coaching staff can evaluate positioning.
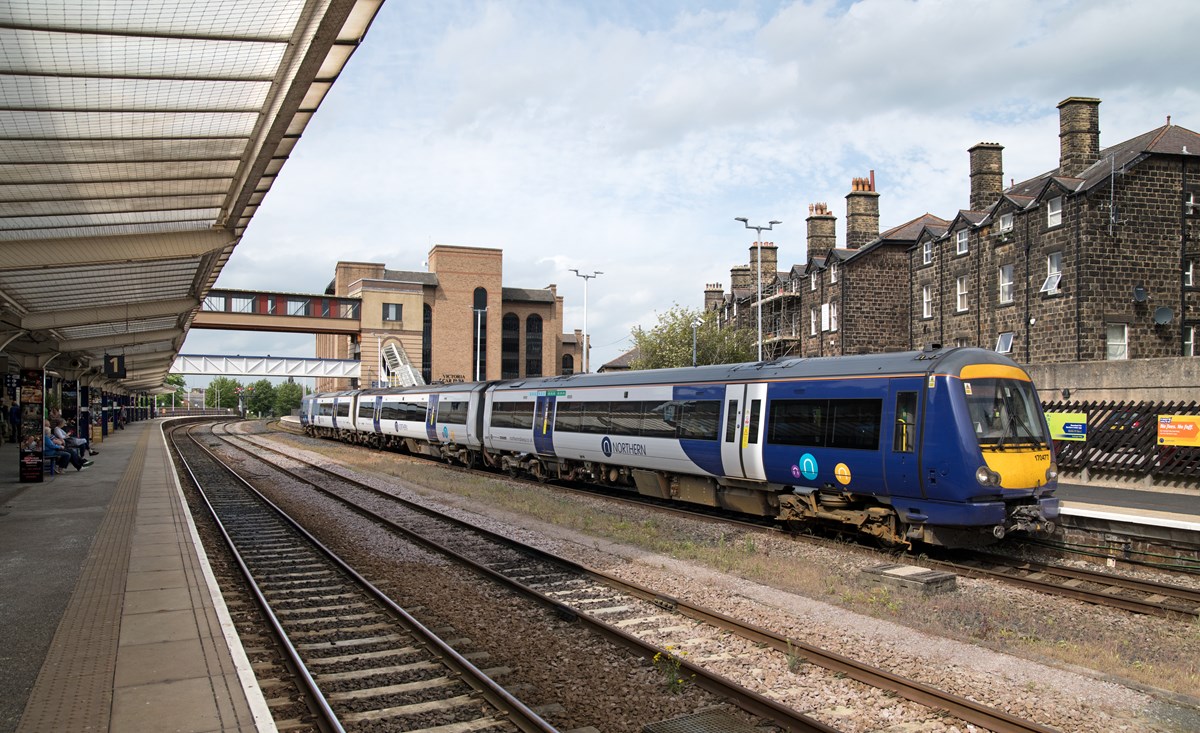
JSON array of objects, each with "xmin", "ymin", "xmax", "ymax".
[{"xmin": 306, "ymin": 346, "xmax": 1058, "ymax": 547}]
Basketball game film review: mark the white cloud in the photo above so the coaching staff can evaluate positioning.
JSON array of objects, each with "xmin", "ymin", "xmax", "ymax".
[{"xmin": 205, "ymin": 0, "xmax": 1200, "ymax": 371}]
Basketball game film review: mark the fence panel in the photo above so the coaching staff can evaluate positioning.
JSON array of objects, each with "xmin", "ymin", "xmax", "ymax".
[{"xmin": 1042, "ymin": 400, "xmax": 1200, "ymax": 482}]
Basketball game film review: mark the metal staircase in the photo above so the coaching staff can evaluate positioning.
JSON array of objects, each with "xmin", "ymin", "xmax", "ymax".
[{"xmin": 381, "ymin": 342, "xmax": 424, "ymax": 387}]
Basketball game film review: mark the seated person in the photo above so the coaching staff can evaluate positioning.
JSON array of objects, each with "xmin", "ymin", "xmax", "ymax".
[
  {"xmin": 43, "ymin": 426, "xmax": 89, "ymax": 471},
  {"xmin": 53, "ymin": 418, "xmax": 97, "ymax": 456}
]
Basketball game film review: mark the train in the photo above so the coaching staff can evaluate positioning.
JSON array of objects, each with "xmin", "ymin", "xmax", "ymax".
[{"xmin": 300, "ymin": 346, "xmax": 1059, "ymax": 548}]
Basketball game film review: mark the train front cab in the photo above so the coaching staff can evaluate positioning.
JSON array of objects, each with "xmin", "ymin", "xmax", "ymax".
[{"xmin": 897, "ymin": 358, "xmax": 1058, "ymax": 546}]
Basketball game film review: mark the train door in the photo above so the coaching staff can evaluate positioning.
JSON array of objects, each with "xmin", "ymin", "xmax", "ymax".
[
  {"xmin": 720, "ymin": 385, "xmax": 745, "ymax": 478},
  {"xmin": 533, "ymin": 395, "xmax": 556, "ymax": 455},
  {"xmin": 372, "ymin": 395, "xmax": 382, "ymax": 433},
  {"xmin": 722, "ymin": 383, "xmax": 768, "ymax": 481},
  {"xmin": 425, "ymin": 394, "xmax": 440, "ymax": 442},
  {"xmin": 885, "ymin": 378, "xmax": 924, "ymax": 499}
]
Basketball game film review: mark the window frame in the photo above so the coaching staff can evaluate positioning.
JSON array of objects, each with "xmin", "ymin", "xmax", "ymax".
[
  {"xmin": 829, "ymin": 301, "xmax": 839, "ymax": 332},
  {"xmin": 830, "ymin": 262, "xmax": 839, "ymax": 284},
  {"xmin": 1046, "ymin": 196, "xmax": 1063, "ymax": 228},
  {"xmin": 1106, "ymin": 323, "xmax": 1128, "ymax": 361},
  {"xmin": 955, "ymin": 229, "xmax": 969, "ymax": 255},
  {"xmin": 921, "ymin": 240, "xmax": 932, "ymax": 265},
  {"xmin": 998, "ymin": 264, "xmax": 1014, "ymax": 305},
  {"xmin": 1185, "ymin": 260, "xmax": 1195, "ymax": 288},
  {"xmin": 955, "ymin": 275, "xmax": 969, "ymax": 313},
  {"xmin": 382, "ymin": 302, "xmax": 402, "ymax": 322},
  {"xmin": 810, "ymin": 271, "xmax": 817, "ymax": 291},
  {"xmin": 921, "ymin": 284, "xmax": 932, "ymax": 319},
  {"xmin": 998, "ymin": 212, "xmax": 1014, "ymax": 233},
  {"xmin": 1040, "ymin": 251, "xmax": 1063, "ymax": 294},
  {"xmin": 1185, "ymin": 325, "xmax": 1196, "ymax": 357},
  {"xmin": 995, "ymin": 331, "xmax": 1014, "ymax": 354}
]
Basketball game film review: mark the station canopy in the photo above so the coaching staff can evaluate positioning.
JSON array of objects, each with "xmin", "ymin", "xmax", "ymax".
[{"xmin": 0, "ymin": 0, "xmax": 383, "ymax": 393}]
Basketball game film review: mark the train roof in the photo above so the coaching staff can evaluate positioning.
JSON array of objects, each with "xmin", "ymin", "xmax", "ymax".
[
  {"xmin": 493, "ymin": 346, "xmax": 1024, "ymax": 391},
  {"xmin": 313, "ymin": 347, "xmax": 1027, "ymax": 399}
]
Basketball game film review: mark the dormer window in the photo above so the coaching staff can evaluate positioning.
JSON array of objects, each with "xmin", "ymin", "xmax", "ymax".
[
  {"xmin": 1047, "ymin": 196, "xmax": 1063, "ymax": 227},
  {"xmin": 956, "ymin": 229, "xmax": 968, "ymax": 255},
  {"xmin": 810, "ymin": 271, "xmax": 817, "ymax": 291},
  {"xmin": 921, "ymin": 240, "xmax": 932, "ymax": 265},
  {"xmin": 998, "ymin": 213, "xmax": 1014, "ymax": 233},
  {"xmin": 830, "ymin": 262, "xmax": 839, "ymax": 284}
]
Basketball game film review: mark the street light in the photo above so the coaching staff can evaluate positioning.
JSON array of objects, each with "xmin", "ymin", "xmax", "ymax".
[
  {"xmin": 692, "ymin": 317, "xmax": 702, "ymax": 367},
  {"xmin": 569, "ymin": 268, "xmax": 603, "ymax": 372},
  {"xmin": 734, "ymin": 217, "xmax": 782, "ymax": 362}
]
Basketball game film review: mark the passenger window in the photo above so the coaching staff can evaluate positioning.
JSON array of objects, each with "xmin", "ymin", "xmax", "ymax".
[
  {"xmin": 724, "ymin": 400, "xmax": 739, "ymax": 442},
  {"xmin": 747, "ymin": 400, "xmax": 761, "ymax": 445},
  {"xmin": 893, "ymin": 392, "xmax": 917, "ymax": 452}
]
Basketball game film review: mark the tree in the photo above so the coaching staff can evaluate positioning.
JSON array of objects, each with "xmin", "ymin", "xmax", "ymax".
[
  {"xmin": 245, "ymin": 379, "xmax": 276, "ymax": 416},
  {"xmin": 206, "ymin": 376, "xmax": 242, "ymax": 409},
  {"xmin": 156, "ymin": 374, "xmax": 187, "ymax": 409},
  {"xmin": 273, "ymin": 381, "xmax": 304, "ymax": 416},
  {"xmin": 629, "ymin": 306, "xmax": 758, "ymax": 370}
]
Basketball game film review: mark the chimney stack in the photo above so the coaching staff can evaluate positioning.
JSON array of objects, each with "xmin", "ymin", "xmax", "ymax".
[
  {"xmin": 749, "ymin": 241, "xmax": 778, "ymax": 288},
  {"xmin": 806, "ymin": 203, "xmax": 837, "ymax": 260},
  {"xmin": 1057, "ymin": 97, "xmax": 1101, "ymax": 177},
  {"xmin": 704, "ymin": 283, "xmax": 725, "ymax": 312},
  {"xmin": 968, "ymin": 142, "xmax": 1004, "ymax": 211},
  {"xmin": 730, "ymin": 264, "xmax": 751, "ymax": 292},
  {"xmin": 845, "ymin": 172, "xmax": 879, "ymax": 249}
]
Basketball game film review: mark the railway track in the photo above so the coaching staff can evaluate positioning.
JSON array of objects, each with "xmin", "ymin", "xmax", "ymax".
[
  {"xmin": 929, "ymin": 552, "xmax": 1200, "ymax": 619},
  {"xmin": 279, "ymin": 416, "xmax": 1200, "ymax": 622},
  {"xmin": 171, "ymin": 424, "xmax": 558, "ymax": 732},
  {"xmin": 220, "ymin": 423, "xmax": 1061, "ymax": 733}
]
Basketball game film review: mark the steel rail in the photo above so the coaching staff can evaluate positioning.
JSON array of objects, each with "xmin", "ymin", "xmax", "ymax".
[
  {"xmin": 175, "ymin": 424, "xmax": 560, "ymax": 733},
  {"xmin": 225, "ymin": 425, "xmax": 1057, "ymax": 733}
]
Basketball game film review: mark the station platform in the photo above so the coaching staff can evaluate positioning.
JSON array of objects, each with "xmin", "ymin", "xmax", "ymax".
[{"xmin": 0, "ymin": 418, "xmax": 272, "ymax": 733}]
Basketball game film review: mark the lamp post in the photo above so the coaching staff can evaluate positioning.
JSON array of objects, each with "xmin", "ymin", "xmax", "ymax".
[
  {"xmin": 692, "ymin": 317, "xmax": 702, "ymax": 367},
  {"xmin": 734, "ymin": 217, "xmax": 782, "ymax": 362},
  {"xmin": 569, "ymin": 268, "xmax": 603, "ymax": 372},
  {"xmin": 473, "ymin": 306, "xmax": 487, "ymax": 381}
]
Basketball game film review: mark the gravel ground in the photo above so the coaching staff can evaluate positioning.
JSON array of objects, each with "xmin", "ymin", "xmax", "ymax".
[{"xmin": 234, "ymin": 421, "xmax": 1200, "ymax": 733}]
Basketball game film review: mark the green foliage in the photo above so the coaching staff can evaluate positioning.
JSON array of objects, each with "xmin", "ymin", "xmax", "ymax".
[
  {"xmin": 629, "ymin": 305, "xmax": 758, "ymax": 370},
  {"xmin": 243, "ymin": 379, "xmax": 275, "ymax": 416},
  {"xmin": 206, "ymin": 376, "xmax": 242, "ymax": 409},
  {"xmin": 156, "ymin": 373, "xmax": 187, "ymax": 408},
  {"xmin": 273, "ymin": 381, "xmax": 304, "ymax": 416}
]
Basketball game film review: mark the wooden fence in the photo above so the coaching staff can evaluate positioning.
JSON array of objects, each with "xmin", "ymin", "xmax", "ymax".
[{"xmin": 1042, "ymin": 400, "xmax": 1200, "ymax": 482}]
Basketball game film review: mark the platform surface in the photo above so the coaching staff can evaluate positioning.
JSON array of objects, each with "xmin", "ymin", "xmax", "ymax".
[{"xmin": 0, "ymin": 418, "xmax": 271, "ymax": 733}]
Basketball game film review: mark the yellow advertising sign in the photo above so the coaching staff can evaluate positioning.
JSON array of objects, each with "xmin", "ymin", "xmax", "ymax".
[
  {"xmin": 1045, "ymin": 412, "xmax": 1088, "ymax": 442},
  {"xmin": 1157, "ymin": 415, "xmax": 1200, "ymax": 447}
]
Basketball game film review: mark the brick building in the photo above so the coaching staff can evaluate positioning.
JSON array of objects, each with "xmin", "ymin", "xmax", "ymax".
[
  {"xmin": 709, "ymin": 96, "xmax": 1199, "ymax": 365},
  {"xmin": 316, "ymin": 246, "xmax": 584, "ymax": 392}
]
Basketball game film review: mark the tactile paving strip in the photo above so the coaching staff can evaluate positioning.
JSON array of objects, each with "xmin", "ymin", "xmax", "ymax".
[{"xmin": 16, "ymin": 428, "xmax": 149, "ymax": 732}]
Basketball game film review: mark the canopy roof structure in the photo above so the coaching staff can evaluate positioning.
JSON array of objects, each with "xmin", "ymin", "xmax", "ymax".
[{"xmin": 0, "ymin": 0, "xmax": 383, "ymax": 393}]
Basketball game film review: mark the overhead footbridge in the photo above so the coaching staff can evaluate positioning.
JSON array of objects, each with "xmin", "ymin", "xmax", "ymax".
[{"xmin": 191, "ymin": 289, "xmax": 363, "ymax": 335}]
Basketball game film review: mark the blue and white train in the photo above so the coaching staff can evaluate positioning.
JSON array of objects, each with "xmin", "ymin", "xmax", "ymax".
[{"xmin": 301, "ymin": 346, "xmax": 1059, "ymax": 547}]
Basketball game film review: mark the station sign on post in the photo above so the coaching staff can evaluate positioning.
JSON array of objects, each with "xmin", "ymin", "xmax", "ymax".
[
  {"xmin": 1045, "ymin": 412, "xmax": 1088, "ymax": 442},
  {"xmin": 103, "ymin": 353, "xmax": 126, "ymax": 378},
  {"xmin": 1157, "ymin": 415, "xmax": 1200, "ymax": 447}
]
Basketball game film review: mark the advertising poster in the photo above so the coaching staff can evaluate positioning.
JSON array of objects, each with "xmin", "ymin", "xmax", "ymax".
[
  {"xmin": 1157, "ymin": 415, "xmax": 1200, "ymax": 447},
  {"xmin": 1045, "ymin": 411, "xmax": 1088, "ymax": 442},
  {"xmin": 19, "ymin": 368, "xmax": 44, "ymax": 483}
]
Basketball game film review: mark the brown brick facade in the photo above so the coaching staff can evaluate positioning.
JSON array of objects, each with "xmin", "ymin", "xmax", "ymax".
[
  {"xmin": 710, "ymin": 97, "xmax": 1200, "ymax": 367},
  {"xmin": 316, "ymin": 246, "xmax": 582, "ymax": 391}
]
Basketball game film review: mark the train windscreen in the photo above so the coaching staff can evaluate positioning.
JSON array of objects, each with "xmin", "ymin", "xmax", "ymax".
[{"xmin": 962, "ymin": 378, "xmax": 1049, "ymax": 449}]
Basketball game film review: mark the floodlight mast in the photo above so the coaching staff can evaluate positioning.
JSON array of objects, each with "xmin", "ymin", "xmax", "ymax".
[
  {"xmin": 734, "ymin": 218, "xmax": 782, "ymax": 362},
  {"xmin": 569, "ymin": 268, "xmax": 603, "ymax": 372}
]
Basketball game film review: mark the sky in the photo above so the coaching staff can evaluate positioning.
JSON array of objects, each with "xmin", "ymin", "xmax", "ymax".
[{"xmin": 179, "ymin": 0, "xmax": 1200, "ymax": 385}]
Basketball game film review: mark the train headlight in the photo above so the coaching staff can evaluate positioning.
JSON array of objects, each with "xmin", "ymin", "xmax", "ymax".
[
  {"xmin": 975, "ymin": 466, "xmax": 1000, "ymax": 486},
  {"xmin": 1046, "ymin": 462, "xmax": 1059, "ymax": 482}
]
